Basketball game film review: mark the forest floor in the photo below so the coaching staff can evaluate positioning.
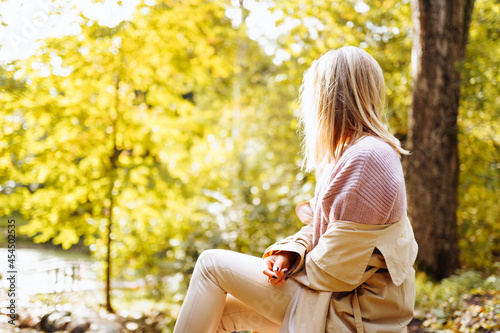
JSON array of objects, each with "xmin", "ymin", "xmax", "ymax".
[
  {"xmin": 409, "ymin": 290, "xmax": 500, "ymax": 332},
  {"xmin": 409, "ymin": 270, "xmax": 500, "ymax": 332}
]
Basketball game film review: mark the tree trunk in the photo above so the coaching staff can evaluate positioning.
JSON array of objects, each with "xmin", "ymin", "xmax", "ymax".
[
  {"xmin": 105, "ymin": 200, "xmax": 114, "ymax": 313},
  {"xmin": 407, "ymin": 0, "xmax": 475, "ymax": 280},
  {"xmin": 105, "ymin": 75, "xmax": 121, "ymax": 313}
]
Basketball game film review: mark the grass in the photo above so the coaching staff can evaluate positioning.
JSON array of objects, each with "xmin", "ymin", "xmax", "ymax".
[
  {"xmin": 414, "ymin": 269, "xmax": 500, "ymax": 331},
  {"xmin": 415, "ymin": 270, "xmax": 500, "ymax": 311}
]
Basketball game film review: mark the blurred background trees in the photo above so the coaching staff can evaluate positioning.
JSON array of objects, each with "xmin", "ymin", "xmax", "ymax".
[{"xmin": 0, "ymin": 0, "xmax": 499, "ymax": 322}]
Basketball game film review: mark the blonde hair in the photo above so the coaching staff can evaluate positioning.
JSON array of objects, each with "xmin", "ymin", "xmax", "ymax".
[{"xmin": 298, "ymin": 46, "xmax": 409, "ymax": 172}]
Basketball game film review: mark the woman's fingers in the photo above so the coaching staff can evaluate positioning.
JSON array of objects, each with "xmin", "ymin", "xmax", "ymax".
[
  {"xmin": 270, "ymin": 269, "xmax": 289, "ymax": 286},
  {"xmin": 262, "ymin": 257, "xmax": 277, "ymax": 279},
  {"xmin": 265, "ymin": 268, "xmax": 287, "ymax": 285},
  {"xmin": 272, "ymin": 255, "xmax": 285, "ymax": 272},
  {"xmin": 262, "ymin": 254, "xmax": 291, "ymax": 285},
  {"xmin": 262, "ymin": 267, "xmax": 277, "ymax": 278},
  {"xmin": 273, "ymin": 276, "xmax": 288, "ymax": 286}
]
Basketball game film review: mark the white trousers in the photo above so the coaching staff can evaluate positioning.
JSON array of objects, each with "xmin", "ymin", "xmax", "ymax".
[{"xmin": 173, "ymin": 249, "xmax": 300, "ymax": 333}]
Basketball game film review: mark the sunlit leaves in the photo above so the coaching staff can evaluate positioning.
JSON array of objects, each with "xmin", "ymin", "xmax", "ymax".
[
  {"xmin": 0, "ymin": 0, "xmax": 243, "ymax": 283},
  {"xmin": 457, "ymin": 0, "xmax": 500, "ymax": 272},
  {"xmin": 271, "ymin": 0, "xmax": 413, "ymax": 137}
]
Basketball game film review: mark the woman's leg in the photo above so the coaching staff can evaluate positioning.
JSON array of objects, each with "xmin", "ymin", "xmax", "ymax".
[
  {"xmin": 217, "ymin": 294, "xmax": 281, "ymax": 333},
  {"xmin": 173, "ymin": 249, "xmax": 299, "ymax": 333}
]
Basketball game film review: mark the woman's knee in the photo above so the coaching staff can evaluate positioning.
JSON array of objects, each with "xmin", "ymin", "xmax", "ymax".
[{"xmin": 195, "ymin": 249, "xmax": 229, "ymax": 274}]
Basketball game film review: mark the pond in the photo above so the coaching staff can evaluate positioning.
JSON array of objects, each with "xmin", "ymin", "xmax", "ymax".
[{"xmin": 0, "ymin": 248, "xmax": 100, "ymax": 297}]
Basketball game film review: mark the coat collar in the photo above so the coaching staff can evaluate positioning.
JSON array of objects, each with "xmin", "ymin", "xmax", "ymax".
[{"xmin": 307, "ymin": 215, "xmax": 418, "ymax": 286}]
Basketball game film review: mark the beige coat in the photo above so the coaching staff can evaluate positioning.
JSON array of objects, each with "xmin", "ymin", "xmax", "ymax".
[{"xmin": 263, "ymin": 202, "xmax": 418, "ymax": 333}]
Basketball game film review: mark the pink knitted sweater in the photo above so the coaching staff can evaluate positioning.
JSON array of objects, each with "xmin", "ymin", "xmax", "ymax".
[{"xmin": 311, "ymin": 135, "xmax": 407, "ymax": 248}]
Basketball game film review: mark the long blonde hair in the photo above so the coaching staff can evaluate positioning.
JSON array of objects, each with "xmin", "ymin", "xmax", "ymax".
[{"xmin": 298, "ymin": 46, "xmax": 409, "ymax": 172}]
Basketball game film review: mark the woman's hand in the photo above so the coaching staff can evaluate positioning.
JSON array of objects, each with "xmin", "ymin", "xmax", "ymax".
[{"xmin": 262, "ymin": 251, "xmax": 298, "ymax": 286}]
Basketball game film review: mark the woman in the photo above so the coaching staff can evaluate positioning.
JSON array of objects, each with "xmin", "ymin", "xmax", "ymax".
[{"xmin": 173, "ymin": 46, "xmax": 418, "ymax": 333}]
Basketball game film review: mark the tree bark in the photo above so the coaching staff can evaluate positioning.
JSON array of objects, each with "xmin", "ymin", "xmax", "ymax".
[
  {"xmin": 407, "ymin": 0, "xmax": 475, "ymax": 279},
  {"xmin": 105, "ymin": 197, "xmax": 114, "ymax": 313},
  {"xmin": 105, "ymin": 74, "xmax": 121, "ymax": 314}
]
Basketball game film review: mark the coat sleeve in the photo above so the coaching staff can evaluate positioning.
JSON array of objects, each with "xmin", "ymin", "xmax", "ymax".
[
  {"xmin": 262, "ymin": 201, "xmax": 314, "ymax": 275},
  {"xmin": 292, "ymin": 222, "xmax": 382, "ymax": 292}
]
